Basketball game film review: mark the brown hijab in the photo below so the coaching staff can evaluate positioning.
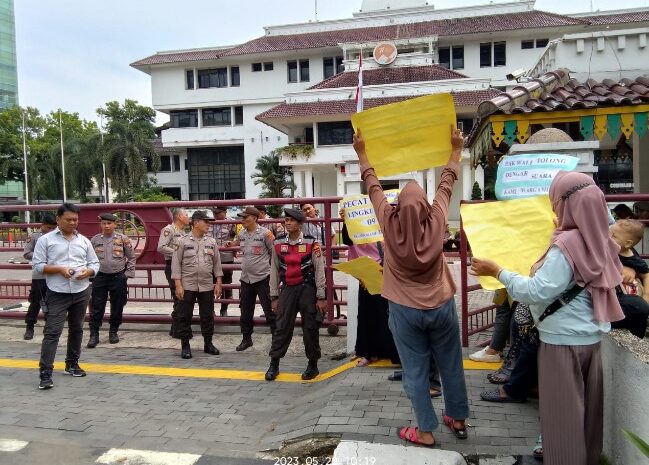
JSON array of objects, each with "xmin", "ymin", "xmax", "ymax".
[{"xmin": 381, "ymin": 181, "xmax": 445, "ymax": 284}]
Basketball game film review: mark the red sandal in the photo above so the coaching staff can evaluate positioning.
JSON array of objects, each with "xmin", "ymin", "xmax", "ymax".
[
  {"xmin": 443, "ymin": 414, "xmax": 468, "ymax": 440},
  {"xmin": 398, "ymin": 426, "xmax": 436, "ymax": 447}
]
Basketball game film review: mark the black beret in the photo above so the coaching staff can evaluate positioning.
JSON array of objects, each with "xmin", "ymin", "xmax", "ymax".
[
  {"xmin": 99, "ymin": 213, "xmax": 118, "ymax": 222},
  {"xmin": 284, "ymin": 208, "xmax": 305, "ymax": 222}
]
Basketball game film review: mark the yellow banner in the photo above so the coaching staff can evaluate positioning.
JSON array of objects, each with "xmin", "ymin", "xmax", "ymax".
[
  {"xmin": 460, "ymin": 195, "xmax": 555, "ymax": 290},
  {"xmin": 340, "ymin": 190, "xmax": 399, "ymax": 244},
  {"xmin": 333, "ymin": 256, "xmax": 384, "ymax": 295},
  {"xmin": 351, "ymin": 93, "xmax": 456, "ymax": 177}
]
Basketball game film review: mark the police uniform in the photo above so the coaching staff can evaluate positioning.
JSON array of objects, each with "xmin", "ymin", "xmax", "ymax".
[
  {"xmin": 23, "ymin": 231, "xmax": 48, "ymax": 338},
  {"xmin": 171, "ymin": 223, "xmax": 223, "ymax": 357},
  {"xmin": 211, "ymin": 207, "xmax": 236, "ymax": 316},
  {"xmin": 234, "ymin": 207, "xmax": 277, "ymax": 350},
  {"xmin": 88, "ymin": 213, "xmax": 136, "ymax": 346},
  {"xmin": 157, "ymin": 221, "xmax": 187, "ymax": 337},
  {"xmin": 266, "ymin": 208, "xmax": 326, "ymax": 380}
]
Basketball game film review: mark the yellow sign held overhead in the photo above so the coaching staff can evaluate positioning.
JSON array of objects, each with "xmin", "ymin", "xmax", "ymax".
[
  {"xmin": 334, "ymin": 256, "xmax": 384, "ymax": 295},
  {"xmin": 460, "ymin": 195, "xmax": 556, "ymax": 290},
  {"xmin": 351, "ymin": 93, "xmax": 456, "ymax": 177}
]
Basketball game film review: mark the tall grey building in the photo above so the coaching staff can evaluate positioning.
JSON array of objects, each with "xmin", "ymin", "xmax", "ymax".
[{"xmin": 0, "ymin": 0, "xmax": 17, "ymax": 109}]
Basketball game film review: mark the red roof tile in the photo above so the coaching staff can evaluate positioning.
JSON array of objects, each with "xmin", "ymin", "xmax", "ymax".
[
  {"xmin": 308, "ymin": 65, "xmax": 466, "ymax": 89},
  {"xmin": 256, "ymin": 89, "xmax": 503, "ymax": 120},
  {"xmin": 577, "ymin": 11, "xmax": 649, "ymax": 25},
  {"xmin": 131, "ymin": 48, "xmax": 232, "ymax": 67},
  {"xmin": 222, "ymin": 11, "xmax": 584, "ymax": 57}
]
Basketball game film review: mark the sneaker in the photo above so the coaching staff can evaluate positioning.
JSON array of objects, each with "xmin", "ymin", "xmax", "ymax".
[
  {"xmin": 64, "ymin": 362, "xmax": 86, "ymax": 377},
  {"xmin": 469, "ymin": 347, "xmax": 501, "ymax": 363},
  {"xmin": 38, "ymin": 377, "xmax": 53, "ymax": 390}
]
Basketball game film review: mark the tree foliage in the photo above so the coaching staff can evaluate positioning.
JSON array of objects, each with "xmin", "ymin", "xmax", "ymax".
[{"xmin": 251, "ymin": 151, "xmax": 295, "ymax": 217}]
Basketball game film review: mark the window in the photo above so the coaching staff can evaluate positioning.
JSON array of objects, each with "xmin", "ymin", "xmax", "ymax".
[
  {"xmin": 160, "ymin": 156, "xmax": 172, "ymax": 172},
  {"xmin": 536, "ymin": 38, "xmax": 549, "ymax": 48},
  {"xmin": 170, "ymin": 110, "xmax": 198, "ymax": 128},
  {"xmin": 202, "ymin": 107, "xmax": 231, "ymax": 126},
  {"xmin": 252, "ymin": 62, "xmax": 262, "ymax": 72},
  {"xmin": 457, "ymin": 118, "xmax": 474, "ymax": 133},
  {"xmin": 521, "ymin": 40, "xmax": 535, "ymax": 50},
  {"xmin": 287, "ymin": 60, "xmax": 298, "ymax": 82},
  {"xmin": 186, "ymin": 69, "xmax": 194, "ymax": 89},
  {"xmin": 323, "ymin": 56, "xmax": 344, "ymax": 78},
  {"xmin": 451, "ymin": 46, "xmax": 464, "ymax": 70},
  {"xmin": 299, "ymin": 59, "xmax": 310, "ymax": 82},
  {"xmin": 173, "ymin": 155, "xmax": 181, "ymax": 171},
  {"xmin": 234, "ymin": 106, "xmax": 243, "ymax": 125},
  {"xmin": 480, "ymin": 43, "xmax": 492, "ymax": 67},
  {"xmin": 317, "ymin": 121, "xmax": 354, "ymax": 146},
  {"xmin": 188, "ymin": 146, "xmax": 245, "ymax": 200},
  {"xmin": 494, "ymin": 41, "xmax": 506, "ymax": 67},
  {"xmin": 198, "ymin": 68, "xmax": 228, "ymax": 88},
  {"xmin": 263, "ymin": 62, "xmax": 274, "ymax": 71},
  {"xmin": 438, "ymin": 47, "xmax": 450, "ymax": 69},
  {"xmin": 230, "ymin": 66, "xmax": 240, "ymax": 87}
]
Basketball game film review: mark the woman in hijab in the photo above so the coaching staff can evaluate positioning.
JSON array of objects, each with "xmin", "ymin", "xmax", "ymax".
[
  {"xmin": 470, "ymin": 171, "xmax": 624, "ymax": 465},
  {"xmin": 352, "ymin": 126, "xmax": 469, "ymax": 447}
]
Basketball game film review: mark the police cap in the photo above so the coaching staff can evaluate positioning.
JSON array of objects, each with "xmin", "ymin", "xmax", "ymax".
[
  {"xmin": 99, "ymin": 213, "xmax": 118, "ymax": 222},
  {"xmin": 237, "ymin": 206, "xmax": 260, "ymax": 218},
  {"xmin": 283, "ymin": 208, "xmax": 305, "ymax": 223},
  {"xmin": 191, "ymin": 210, "xmax": 212, "ymax": 222}
]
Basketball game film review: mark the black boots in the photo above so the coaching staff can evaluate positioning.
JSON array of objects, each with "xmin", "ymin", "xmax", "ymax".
[
  {"xmin": 38, "ymin": 368, "xmax": 53, "ymax": 390},
  {"xmin": 301, "ymin": 360, "xmax": 319, "ymax": 380},
  {"xmin": 108, "ymin": 326, "xmax": 119, "ymax": 344},
  {"xmin": 235, "ymin": 337, "xmax": 253, "ymax": 352},
  {"xmin": 265, "ymin": 358, "xmax": 280, "ymax": 381},
  {"xmin": 181, "ymin": 338, "xmax": 192, "ymax": 359},
  {"xmin": 23, "ymin": 325, "xmax": 34, "ymax": 340},
  {"xmin": 203, "ymin": 337, "xmax": 220, "ymax": 355},
  {"xmin": 87, "ymin": 329, "xmax": 99, "ymax": 348}
]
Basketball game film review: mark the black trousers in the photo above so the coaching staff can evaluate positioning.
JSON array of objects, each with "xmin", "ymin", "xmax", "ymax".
[
  {"xmin": 177, "ymin": 290, "xmax": 215, "ymax": 341},
  {"xmin": 220, "ymin": 265, "xmax": 233, "ymax": 311},
  {"xmin": 269, "ymin": 284, "xmax": 320, "ymax": 361},
  {"xmin": 26, "ymin": 279, "xmax": 47, "ymax": 326},
  {"xmin": 239, "ymin": 277, "xmax": 276, "ymax": 338},
  {"xmin": 90, "ymin": 271, "xmax": 128, "ymax": 330},
  {"xmin": 502, "ymin": 321, "xmax": 539, "ymax": 401},
  {"xmin": 165, "ymin": 260, "xmax": 182, "ymax": 338},
  {"xmin": 39, "ymin": 288, "xmax": 90, "ymax": 371}
]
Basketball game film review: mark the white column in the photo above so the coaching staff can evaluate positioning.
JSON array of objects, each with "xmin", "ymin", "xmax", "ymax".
[
  {"xmin": 336, "ymin": 166, "xmax": 345, "ymax": 197},
  {"xmin": 304, "ymin": 169, "xmax": 314, "ymax": 198},
  {"xmin": 462, "ymin": 159, "xmax": 472, "ymax": 200},
  {"xmin": 413, "ymin": 170, "xmax": 425, "ymax": 188},
  {"xmin": 294, "ymin": 170, "xmax": 305, "ymax": 197},
  {"xmin": 346, "ymin": 278, "xmax": 359, "ymax": 355},
  {"xmin": 474, "ymin": 164, "xmax": 485, "ymax": 191}
]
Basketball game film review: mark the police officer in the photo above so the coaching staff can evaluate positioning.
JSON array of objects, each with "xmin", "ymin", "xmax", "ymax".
[
  {"xmin": 265, "ymin": 208, "xmax": 327, "ymax": 381},
  {"xmin": 211, "ymin": 206, "xmax": 236, "ymax": 316},
  {"xmin": 227, "ymin": 206, "xmax": 277, "ymax": 351},
  {"xmin": 257, "ymin": 205, "xmax": 284, "ymax": 237},
  {"xmin": 87, "ymin": 213, "xmax": 136, "ymax": 347},
  {"xmin": 23, "ymin": 213, "xmax": 57, "ymax": 340},
  {"xmin": 157, "ymin": 208, "xmax": 189, "ymax": 338},
  {"xmin": 172, "ymin": 210, "xmax": 223, "ymax": 359}
]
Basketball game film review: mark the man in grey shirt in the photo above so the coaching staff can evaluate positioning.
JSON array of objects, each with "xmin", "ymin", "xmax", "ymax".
[
  {"xmin": 22, "ymin": 213, "xmax": 57, "ymax": 340},
  {"xmin": 32, "ymin": 203, "xmax": 99, "ymax": 390},
  {"xmin": 211, "ymin": 206, "xmax": 236, "ymax": 316},
  {"xmin": 227, "ymin": 207, "xmax": 277, "ymax": 351}
]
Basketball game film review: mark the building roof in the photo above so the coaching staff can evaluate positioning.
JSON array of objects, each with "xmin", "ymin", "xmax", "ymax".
[
  {"xmin": 576, "ymin": 11, "xmax": 649, "ymax": 26},
  {"xmin": 132, "ymin": 10, "xmax": 592, "ymax": 67},
  {"xmin": 256, "ymin": 89, "xmax": 503, "ymax": 121},
  {"xmin": 477, "ymin": 69, "xmax": 649, "ymax": 119},
  {"xmin": 152, "ymin": 137, "xmax": 182, "ymax": 155},
  {"xmin": 308, "ymin": 65, "xmax": 466, "ymax": 89}
]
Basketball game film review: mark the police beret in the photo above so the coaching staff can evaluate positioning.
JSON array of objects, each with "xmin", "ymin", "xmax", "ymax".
[
  {"xmin": 212, "ymin": 206, "xmax": 227, "ymax": 214},
  {"xmin": 99, "ymin": 213, "xmax": 118, "ymax": 222},
  {"xmin": 191, "ymin": 210, "xmax": 212, "ymax": 222},
  {"xmin": 237, "ymin": 206, "xmax": 260, "ymax": 218},
  {"xmin": 284, "ymin": 208, "xmax": 305, "ymax": 222}
]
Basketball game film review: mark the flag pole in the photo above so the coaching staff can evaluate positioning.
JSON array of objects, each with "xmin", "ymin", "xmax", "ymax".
[
  {"xmin": 21, "ymin": 110, "xmax": 30, "ymax": 224},
  {"xmin": 59, "ymin": 111, "xmax": 67, "ymax": 202}
]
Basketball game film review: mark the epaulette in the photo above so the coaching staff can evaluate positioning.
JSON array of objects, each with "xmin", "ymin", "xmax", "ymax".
[{"xmin": 274, "ymin": 234, "xmax": 287, "ymax": 242}]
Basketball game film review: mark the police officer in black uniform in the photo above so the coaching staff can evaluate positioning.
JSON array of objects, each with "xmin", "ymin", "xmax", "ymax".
[
  {"xmin": 265, "ymin": 208, "xmax": 327, "ymax": 381},
  {"xmin": 87, "ymin": 213, "xmax": 136, "ymax": 347}
]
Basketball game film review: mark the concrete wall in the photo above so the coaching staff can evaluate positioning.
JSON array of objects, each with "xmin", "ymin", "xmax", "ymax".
[{"xmin": 602, "ymin": 331, "xmax": 649, "ymax": 465}]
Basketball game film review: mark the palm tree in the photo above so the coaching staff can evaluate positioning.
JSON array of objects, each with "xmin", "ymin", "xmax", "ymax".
[
  {"xmin": 102, "ymin": 120, "xmax": 159, "ymax": 199},
  {"xmin": 251, "ymin": 152, "xmax": 296, "ymax": 218},
  {"xmin": 64, "ymin": 132, "xmax": 105, "ymax": 201}
]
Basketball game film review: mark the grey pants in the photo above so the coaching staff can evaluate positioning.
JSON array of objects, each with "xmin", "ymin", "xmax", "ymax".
[
  {"xmin": 39, "ymin": 288, "xmax": 90, "ymax": 371},
  {"xmin": 538, "ymin": 342, "xmax": 603, "ymax": 465},
  {"xmin": 490, "ymin": 300, "xmax": 513, "ymax": 352}
]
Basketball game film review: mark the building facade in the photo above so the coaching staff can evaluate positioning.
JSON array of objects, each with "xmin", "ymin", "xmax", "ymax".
[
  {"xmin": 0, "ymin": 0, "xmax": 17, "ymax": 110},
  {"xmin": 133, "ymin": 0, "xmax": 649, "ymax": 221}
]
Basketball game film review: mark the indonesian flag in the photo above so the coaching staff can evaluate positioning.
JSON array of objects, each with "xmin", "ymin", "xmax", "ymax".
[{"xmin": 355, "ymin": 52, "xmax": 363, "ymax": 113}]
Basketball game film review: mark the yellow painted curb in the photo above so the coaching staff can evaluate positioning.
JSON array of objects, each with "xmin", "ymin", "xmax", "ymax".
[{"xmin": 0, "ymin": 357, "xmax": 498, "ymax": 383}]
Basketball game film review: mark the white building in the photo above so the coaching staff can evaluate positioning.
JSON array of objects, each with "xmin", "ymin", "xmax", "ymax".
[{"xmin": 132, "ymin": 0, "xmax": 649, "ymax": 220}]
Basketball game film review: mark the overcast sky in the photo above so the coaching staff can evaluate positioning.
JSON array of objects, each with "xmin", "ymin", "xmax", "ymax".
[{"xmin": 14, "ymin": 0, "xmax": 649, "ymax": 125}]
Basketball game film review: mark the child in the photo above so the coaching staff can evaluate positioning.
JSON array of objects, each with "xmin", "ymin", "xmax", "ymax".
[{"xmin": 610, "ymin": 219, "xmax": 649, "ymax": 338}]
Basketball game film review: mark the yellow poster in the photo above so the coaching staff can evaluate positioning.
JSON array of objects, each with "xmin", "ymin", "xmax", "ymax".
[
  {"xmin": 460, "ymin": 195, "xmax": 555, "ymax": 290},
  {"xmin": 340, "ymin": 189, "xmax": 399, "ymax": 244},
  {"xmin": 334, "ymin": 256, "xmax": 384, "ymax": 295},
  {"xmin": 351, "ymin": 93, "xmax": 456, "ymax": 177}
]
